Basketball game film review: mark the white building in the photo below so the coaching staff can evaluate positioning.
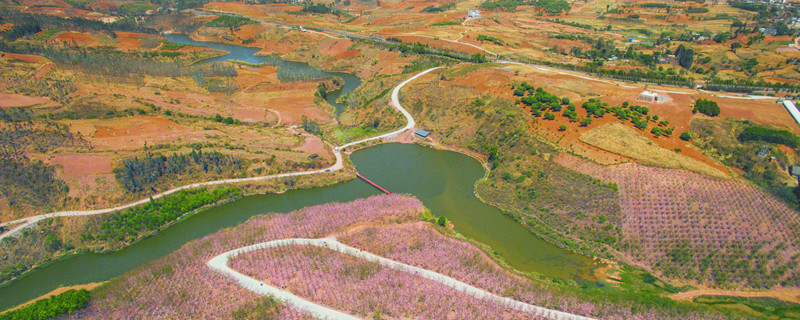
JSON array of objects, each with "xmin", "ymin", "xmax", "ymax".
[
  {"xmin": 468, "ymin": 9, "xmax": 481, "ymax": 18},
  {"xmin": 637, "ymin": 91, "xmax": 659, "ymax": 103}
]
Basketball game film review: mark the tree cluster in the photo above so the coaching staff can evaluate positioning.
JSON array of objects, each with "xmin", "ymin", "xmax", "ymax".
[
  {"xmin": 95, "ymin": 187, "xmax": 238, "ymax": 241},
  {"xmin": 114, "ymin": 148, "xmax": 244, "ymax": 193},
  {"xmin": 739, "ymin": 126, "xmax": 800, "ymax": 148},
  {"xmin": 692, "ymin": 98, "xmax": 720, "ymax": 117},
  {"xmin": 0, "ymin": 289, "xmax": 89, "ymax": 320}
]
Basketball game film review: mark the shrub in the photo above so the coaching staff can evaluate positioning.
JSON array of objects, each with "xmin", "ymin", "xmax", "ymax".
[
  {"xmin": 0, "ymin": 289, "xmax": 89, "ymax": 320},
  {"xmin": 739, "ymin": 126, "xmax": 800, "ymax": 148},
  {"xmin": 680, "ymin": 132, "xmax": 691, "ymax": 141},
  {"xmin": 692, "ymin": 99, "xmax": 720, "ymax": 117}
]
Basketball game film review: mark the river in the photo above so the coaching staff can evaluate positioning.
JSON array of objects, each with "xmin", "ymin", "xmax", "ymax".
[
  {"xmin": 164, "ymin": 33, "xmax": 360, "ymax": 115},
  {"xmin": 0, "ymin": 36, "xmax": 597, "ymax": 311}
]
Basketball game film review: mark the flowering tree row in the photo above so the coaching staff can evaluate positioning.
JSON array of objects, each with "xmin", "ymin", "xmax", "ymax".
[
  {"xmin": 230, "ymin": 245, "xmax": 539, "ymax": 319},
  {"xmin": 338, "ymin": 223, "xmax": 731, "ymax": 320},
  {"xmin": 65, "ymin": 194, "xmax": 425, "ymax": 319},
  {"xmin": 556, "ymin": 153, "xmax": 800, "ymax": 288}
]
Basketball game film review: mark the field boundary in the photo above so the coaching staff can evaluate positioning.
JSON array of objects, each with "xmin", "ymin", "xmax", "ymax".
[
  {"xmin": 0, "ymin": 67, "xmax": 443, "ymax": 240},
  {"xmin": 208, "ymin": 237, "xmax": 597, "ymax": 320}
]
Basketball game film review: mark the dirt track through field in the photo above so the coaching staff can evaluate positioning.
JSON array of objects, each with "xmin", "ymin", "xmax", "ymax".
[
  {"xmin": 207, "ymin": 237, "xmax": 596, "ymax": 320},
  {"xmin": 0, "ymin": 67, "xmax": 442, "ymax": 240},
  {"xmin": 668, "ymin": 288, "xmax": 800, "ymax": 304}
]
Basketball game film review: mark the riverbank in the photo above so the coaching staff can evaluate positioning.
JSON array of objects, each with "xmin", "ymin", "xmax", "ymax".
[{"xmin": 0, "ymin": 282, "xmax": 105, "ymax": 315}]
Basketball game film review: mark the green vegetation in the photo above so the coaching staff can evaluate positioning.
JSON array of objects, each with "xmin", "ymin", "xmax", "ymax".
[
  {"xmin": 402, "ymin": 55, "xmax": 457, "ymax": 74},
  {"xmin": 302, "ymin": 116, "xmax": 323, "ymax": 136},
  {"xmin": 2, "ymin": 23, "xmax": 42, "ymax": 41},
  {"xmin": 160, "ymin": 41, "xmax": 187, "ymax": 51},
  {"xmin": 119, "ymin": 1, "xmax": 155, "ymax": 13},
  {"xmin": 674, "ymin": 45, "xmax": 694, "ymax": 70},
  {"xmin": 480, "ymin": 0, "xmax": 570, "ymax": 15},
  {"xmin": 421, "ymin": 3, "xmax": 455, "ymax": 12},
  {"xmin": 0, "ymin": 9, "xmax": 155, "ymax": 35},
  {"xmin": 694, "ymin": 295, "xmax": 800, "ymax": 319},
  {"xmin": 430, "ymin": 21, "xmax": 461, "ymax": 26},
  {"xmin": 0, "ymin": 115, "xmax": 88, "ymax": 211},
  {"xmin": 348, "ymin": 68, "xmax": 622, "ymax": 264},
  {"xmin": 0, "ymin": 289, "xmax": 89, "ymax": 320},
  {"xmin": 301, "ymin": 3, "xmax": 334, "ymax": 14},
  {"xmin": 95, "ymin": 187, "xmax": 239, "ymax": 242},
  {"xmin": 692, "ymin": 99, "xmax": 720, "ymax": 117},
  {"xmin": 231, "ymin": 296, "xmax": 285, "ymax": 319},
  {"xmin": 692, "ymin": 119, "xmax": 800, "ymax": 207},
  {"xmin": 739, "ymin": 126, "xmax": 800, "ymax": 148},
  {"xmin": 204, "ymin": 16, "xmax": 252, "ymax": 28},
  {"xmin": 114, "ymin": 148, "xmax": 245, "ymax": 193},
  {"xmin": 539, "ymin": 18, "xmax": 594, "ymax": 30},
  {"xmin": 33, "ymin": 29, "xmax": 59, "ymax": 41},
  {"xmin": 685, "ymin": 7, "xmax": 709, "ymax": 13},
  {"xmin": 476, "ymin": 34, "xmax": 503, "ymax": 46}
]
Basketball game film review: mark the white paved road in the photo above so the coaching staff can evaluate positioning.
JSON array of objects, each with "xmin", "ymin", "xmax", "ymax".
[
  {"xmin": 207, "ymin": 237, "xmax": 597, "ymax": 320},
  {"xmin": 0, "ymin": 67, "xmax": 443, "ymax": 241}
]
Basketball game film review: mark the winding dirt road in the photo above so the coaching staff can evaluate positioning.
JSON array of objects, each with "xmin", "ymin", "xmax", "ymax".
[
  {"xmin": 207, "ymin": 237, "xmax": 597, "ymax": 320},
  {"xmin": 0, "ymin": 67, "xmax": 443, "ymax": 241}
]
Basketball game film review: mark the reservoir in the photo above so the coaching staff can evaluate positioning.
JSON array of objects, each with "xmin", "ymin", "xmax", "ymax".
[{"xmin": 0, "ymin": 35, "xmax": 597, "ymax": 311}]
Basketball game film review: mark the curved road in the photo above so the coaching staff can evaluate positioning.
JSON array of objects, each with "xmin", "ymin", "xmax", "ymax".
[
  {"xmin": 207, "ymin": 237, "xmax": 597, "ymax": 320},
  {"xmin": 0, "ymin": 67, "xmax": 443, "ymax": 241}
]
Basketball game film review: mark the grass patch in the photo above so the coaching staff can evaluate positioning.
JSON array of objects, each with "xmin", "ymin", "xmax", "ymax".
[
  {"xmin": 34, "ymin": 29, "xmax": 59, "ymax": 41},
  {"xmin": 694, "ymin": 295, "xmax": 800, "ymax": 319},
  {"xmin": 204, "ymin": 16, "xmax": 252, "ymax": 28},
  {"xmin": 430, "ymin": 21, "xmax": 460, "ymax": 26},
  {"xmin": 580, "ymin": 123, "xmax": 728, "ymax": 178}
]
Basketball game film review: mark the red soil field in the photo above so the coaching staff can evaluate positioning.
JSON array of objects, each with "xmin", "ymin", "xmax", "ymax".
[
  {"xmin": 293, "ymin": 133, "xmax": 331, "ymax": 159},
  {"xmin": 113, "ymin": 31, "xmax": 162, "ymax": 51},
  {"xmin": 2, "ymin": 53, "xmax": 42, "ymax": 63},
  {"xmin": 34, "ymin": 63, "xmax": 54, "ymax": 79},
  {"xmin": 92, "ymin": 116, "xmax": 188, "ymax": 139},
  {"xmin": 0, "ymin": 93, "xmax": 50, "ymax": 108},
  {"xmin": 49, "ymin": 154, "xmax": 112, "ymax": 178},
  {"xmin": 54, "ymin": 32, "xmax": 98, "ymax": 46},
  {"xmin": 319, "ymin": 39, "xmax": 361, "ymax": 60}
]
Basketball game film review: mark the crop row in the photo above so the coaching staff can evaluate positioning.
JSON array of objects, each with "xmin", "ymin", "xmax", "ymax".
[{"xmin": 556, "ymin": 154, "xmax": 800, "ymax": 287}]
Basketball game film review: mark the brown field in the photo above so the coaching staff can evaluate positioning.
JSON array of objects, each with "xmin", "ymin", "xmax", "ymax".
[
  {"xmin": 113, "ymin": 31, "xmax": 162, "ymax": 51},
  {"xmin": 2, "ymin": 53, "xmax": 43, "ymax": 63},
  {"xmin": 66, "ymin": 116, "xmax": 191, "ymax": 151},
  {"xmin": 48, "ymin": 154, "xmax": 113, "ymax": 179},
  {"xmin": 293, "ymin": 133, "xmax": 332, "ymax": 159},
  {"xmin": 0, "ymin": 93, "xmax": 50, "ymax": 107},
  {"xmin": 54, "ymin": 32, "xmax": 99, "ymax": 46},
  {"xmin": 496, "ymin": 64, "xmax": 800, "ymax": 169}
]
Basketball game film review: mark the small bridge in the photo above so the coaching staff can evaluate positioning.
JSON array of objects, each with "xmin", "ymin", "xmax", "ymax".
[{"xmin": 356, "ymin": 173, "xmax": 392, "ymax": 194}]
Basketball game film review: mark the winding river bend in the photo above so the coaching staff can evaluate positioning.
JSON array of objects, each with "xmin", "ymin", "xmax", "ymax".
[{"xmin": 0, "ymin": 37, "xmax": 596, "ymax": 311}]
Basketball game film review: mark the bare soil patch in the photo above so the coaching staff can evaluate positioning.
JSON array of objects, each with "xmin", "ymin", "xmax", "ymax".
[
  {"xmin": 0, "ymin": 93, "xmax": 50, "ymax": 107},
  {"xmin": 49, "ymin": 154, "xmax": 112, "ymax": 178},
  {"xmin": 668, "ymin": 287, "xmax": 800, "ymax": 304},
  {"xmin": 293, "ymin": 133, "xmax": 331, "ymax": 159},
  {"xmin": 2, "ymin": 53, "xmax": 42, "ymax": 63},
  {"xmin": 54, "ymin": 32, "xmax": 98, "ymax": 46}
]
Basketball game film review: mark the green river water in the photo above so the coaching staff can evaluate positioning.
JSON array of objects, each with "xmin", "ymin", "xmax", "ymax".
[{"xmin": 0, "ymin": 36, "xmax": 597, "ymax": 311}]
